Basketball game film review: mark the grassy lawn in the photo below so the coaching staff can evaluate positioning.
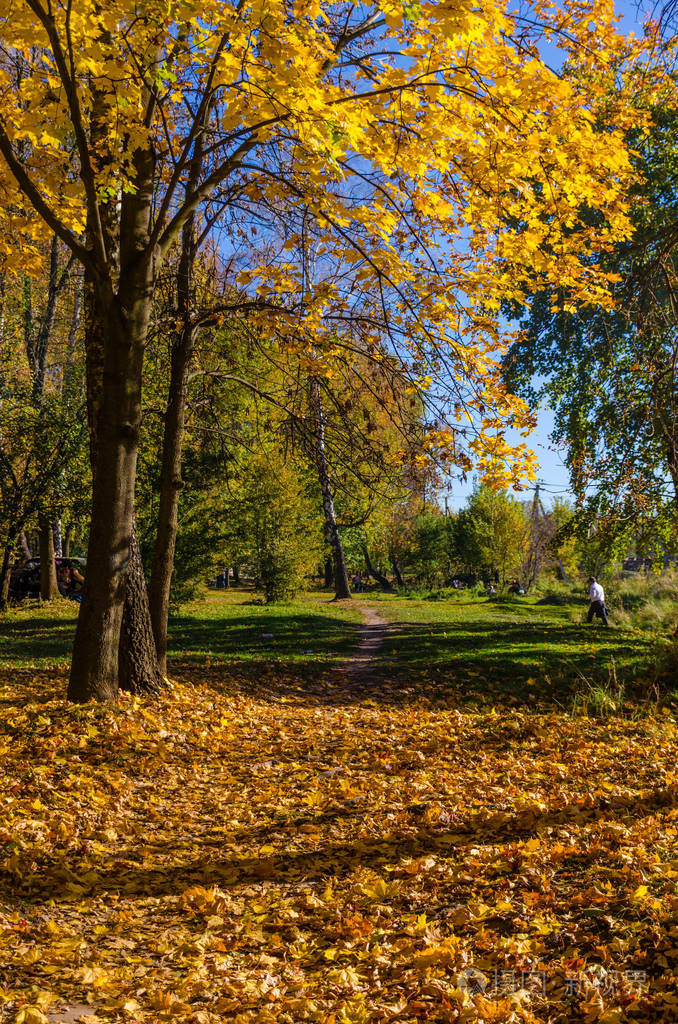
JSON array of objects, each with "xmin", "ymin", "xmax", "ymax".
[
  {"xmin": 365, "ymin": 589, "xmax": 675, "ymax": 711},
  {"xmin": 0, "ymin": 589, "xmax": 364, "ymax": 676},
  {"xmin": 168, "ymin": 589, "xmax": 365, "ymax": 672},
  {"xmin": 0, "ymin": 586, "xmax": 672, "ymax": 710}
]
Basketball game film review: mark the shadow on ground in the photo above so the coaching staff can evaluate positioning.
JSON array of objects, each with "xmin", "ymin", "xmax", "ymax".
[
  {"xmin": 167, "ymin": 609, "xmax": 358, "ymax": 668},
  {"xmin": 0, "ymin": 614, "xmax": 76, "ymax": 669},
  {"xmin": 0, "ymin": 602, "xmax": 667, "ymax": 713},
  {"xmin": 4, "ymin": 781, "xmax": 676, "ymax": 905},
  {"xmin": 373, "ymin": 617, "xmax": 661, "ymax": 706}
]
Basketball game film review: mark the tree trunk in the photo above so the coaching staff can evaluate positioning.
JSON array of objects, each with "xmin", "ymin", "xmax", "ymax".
[
  {"xmin": 63, "ymin": 270, "xmax": 83, "ymax": 396},
  {"xmin": 38, "ymin": 514, "xmax": 59, "ymax": 600},
  {"xmin": 309, "ymin": 377, "xmax": 351, "ymax": 600},
  {"xmin": 19, "ymin": 532, "xmax": 32, "ymax": 562},
  {"xmin": 68, "ymin": 274, "xmax": 151, "ymax": 702},
  {"xmin": 324, "ymin": 555, "xmax": 334, "ymax": 588},
  {"xmin": 233, "ymin": 563, "xmax": 241, "ymax": 585},
  {"xmin": 148, "ymin": 321, "xmax": 193, "ymax": 674},
  {"xmin": 149, "ymin": 118, "xmax": 207, "ymax": 677},
  {"xmin": 63, "ymin": 523, "xmax": 73, "ymax": 559},
  {"xmin": 53, "ymin": 520, "xmax": 63, "ymax": 558},
  {"xmin": 362, "ymin": 543, "xmax": 393, "ymax": 592},
  {"xmin": 389, "ymin": 549, "xmax": 403, "ymax": 587},
  {"xmin": 119, "ymin": 518, "xmax": 165, "ymax": 694},
  {"xmin": 148, "ymin": 286, "xmax": 196, "ymax": 676},
  {"xmin": 0, "ymin": 544, "xmax": 13, "ymax": 609}
]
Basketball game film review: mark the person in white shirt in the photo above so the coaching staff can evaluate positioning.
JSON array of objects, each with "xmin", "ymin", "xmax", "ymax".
[{"xmin": 587, "ymin": 576, "xmax": 609, "ymax": 627}]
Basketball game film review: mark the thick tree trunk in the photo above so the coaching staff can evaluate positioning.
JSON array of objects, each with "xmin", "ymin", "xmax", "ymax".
[
  {"xmin": 362, "ymin": 543, "xmax": 393, "ymax": 592},
  {"xmin": 120, "ymin": 519, "xmax": 165, "ymax": 693},
  {"xmin": 38, "ymin": 514, "xmax": 58, "ymax": 600},
  {"xmin": 69, "ymin": 150, "xmax": 164, "ymax": 701},
  {"xmin": 0, "ymin": 544, "xmax": 13, "ymax": 608},
  {"xmin": 309, "ymin": 378, "xmax": 351, "ymax": 600},
  {"xmin": 68, "ymin": 277, "xmax": 151, "ymax": 702},
  {"xmin": 324, "ymin": 555, "xmax": 334, "ymax": 588},
  {"xmin": 233, "ymin": 563, "xmax": 241, "ymax": 585}
]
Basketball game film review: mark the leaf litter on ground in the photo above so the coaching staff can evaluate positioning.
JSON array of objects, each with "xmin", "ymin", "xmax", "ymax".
[{"xmin": 1, "ymin": 658, "xmax": 678, "ymax": 1024}]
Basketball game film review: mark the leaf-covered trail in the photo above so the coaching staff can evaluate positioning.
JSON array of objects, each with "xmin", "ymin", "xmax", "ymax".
[{"xmin": 1, "ymin": 615, "xmax": 678, "ymax": 1024}]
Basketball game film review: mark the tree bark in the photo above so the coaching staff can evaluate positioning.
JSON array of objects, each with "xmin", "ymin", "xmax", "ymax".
[
  {"xmin": 389, "ymin": 549, "xmax": 403, "ymax": 587},
  {"xmin": 119, "ymin": 518, "xmax": 165, "ymax": 693},
  {"xmin": 148, "ymin": 237, "xmax": 197, "ymax": 676},
  {"xmin": 68, "ymin": 265, "xmax": 153, "ymax": 701},
  {"xmin": 309, "ymin": 377, "xmax": 351, "ymax": 600},
  {"xmin": 0, "ymin": 544, "xmax": 13, "ymax": 609},
  {"xmin": 148, "ymin": 325, "xmax": 193, "ymax": 674},
  {"xmin": 68, "ymin": 129, "xmax": 164, "ymax": 701},
  {"xmin": 53, "ymin": 520, "xmax": 63, "ymax": 558},
  {"xmin": 324, "ymin": 554, "xmax": 334, "ymax": 588},
  {"xmin": 38, "ymin": 514, "xmax": 58, "ymax": 600},
  {"xmin": 63, "ymin": 523, "xmax": 73, "ymax": 558},
  {"xmin": 362, "ymin": 543, "xmax": 393, "ymax": 592},
  {"xmin": 19, "ymin": 532, "xmax": 32, "ymax": 562},
  {"xmin": 148, "ymin": 107, "xmax": 210, "ymax": 677},
  {"xmin": 63, "ymin": 271, "xmax": 83, "ymax": 396}
]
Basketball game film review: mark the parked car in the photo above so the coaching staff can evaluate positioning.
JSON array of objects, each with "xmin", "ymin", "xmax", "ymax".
[{"xmin": 8, "ymin": 557, "xmax": 86, "ymax": 601}]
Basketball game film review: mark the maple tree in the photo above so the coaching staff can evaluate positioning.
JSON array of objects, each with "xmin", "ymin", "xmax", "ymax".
[{"xmin": 0, "ymin": 0, "xmax": 637, "ymax": 700}]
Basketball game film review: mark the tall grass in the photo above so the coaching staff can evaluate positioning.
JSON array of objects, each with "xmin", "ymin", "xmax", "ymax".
[{"xmin": 609, "ymin": 572, "xmax": 678, "ymax": 632}]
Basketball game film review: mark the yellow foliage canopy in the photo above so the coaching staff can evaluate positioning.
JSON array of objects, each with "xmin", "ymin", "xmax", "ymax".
[{"xmin": 0, "ymin": 0, "xmax": 639, "ymax": 481}]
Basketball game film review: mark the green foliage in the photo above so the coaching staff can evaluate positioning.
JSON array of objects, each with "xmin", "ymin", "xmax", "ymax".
[
  {"xmin": 454, "ymin": 485, "xmax": 527, "ymax": 582},
  {"xmin": 503, "ymin": 104, "xmax": 678, "ymax": 544},
  {"xmin": 406, "ymin": 509, "xmax": 448, "ymax": 587},
  {"xmin": 240, "ymin": 456, "xmax": 322, "ymax": 603}
]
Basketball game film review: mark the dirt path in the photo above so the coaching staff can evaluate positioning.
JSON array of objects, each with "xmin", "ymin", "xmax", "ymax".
[{"xmin": 340, "ymin": 603, "xmax": 389, "ymax": 680}]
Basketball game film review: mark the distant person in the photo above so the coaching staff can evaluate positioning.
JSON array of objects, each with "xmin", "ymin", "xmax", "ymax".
[
  {"xmin": 353, "ymin": 573, "xmax": 363, "ymax": 593},
  {"xmin": 587, "ymin": 575, "xmax": 609, "ymax": 627},
  {"xmin": 508, "ymin": 579, "xmax": 524, "ymax": 595},
  {"xmin": 486, "ymin": 583, "xmax": 496, "ymax": 597}
]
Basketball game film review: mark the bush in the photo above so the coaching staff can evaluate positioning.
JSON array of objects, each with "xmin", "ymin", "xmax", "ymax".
[{"xmin": 535, "ymin": 583, "xmax": 581, "ymax": 606}]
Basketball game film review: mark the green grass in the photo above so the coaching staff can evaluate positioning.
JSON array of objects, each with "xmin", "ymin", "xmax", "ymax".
[
  {"xmin": 0, "ymin": 585, "xmax": 674, "ymax": 711},
  {"xmin": 0, "ymin": 598, "xmax": 78, "ymax": 671},
  {"xmin": 0, "ymin": 589, "xmax": 364, "ymax": 674},
  {"xmin": 167, "ymin": 589, "xmax": 364, "ymax": 672},
  {"xmin": 365, "ymin": 587, "xmax": 674, "ymax": 710}
]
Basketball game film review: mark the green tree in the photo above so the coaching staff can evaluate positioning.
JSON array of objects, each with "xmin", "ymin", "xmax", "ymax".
[
  {"xmin": 240, "ymin": 456, "xmax": 322, "ymax": 603},
  {"xmin": 455, "ymin": 486, "xmax": 527, "ymax": 584},
  {"xmin": 504, "ymin": 102, "xmax": 678, "ymax": 543}
]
